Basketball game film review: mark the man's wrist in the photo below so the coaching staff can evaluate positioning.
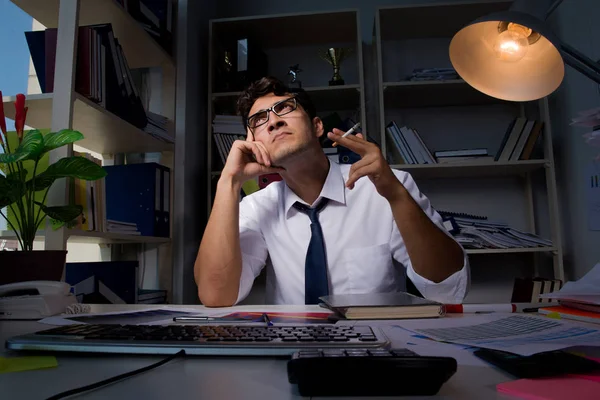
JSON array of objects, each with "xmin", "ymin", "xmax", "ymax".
[
  {"xmin": 384, "ymin": 181, "xmax": 411, "ymax": 204},
  {"xmin": 218, "ymin": 174, "xmax": 243, "ymax": 194}
]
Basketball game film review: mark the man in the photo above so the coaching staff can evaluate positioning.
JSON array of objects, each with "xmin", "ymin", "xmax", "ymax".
[{"xmin": 195, "ymin": 76, "xmax": 469, "ymax": 307}]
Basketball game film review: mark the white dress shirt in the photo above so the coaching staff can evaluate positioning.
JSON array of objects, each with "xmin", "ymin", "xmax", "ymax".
[{"xmin": 236, "ymin": 161, "xmax": 470, "ymax": 305}]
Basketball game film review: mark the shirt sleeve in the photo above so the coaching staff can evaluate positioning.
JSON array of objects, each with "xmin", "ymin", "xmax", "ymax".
[
  {"xmin": 234, "ymin": 197, "xmax": 269, "ymax": 305},
  {"xmin": 390, "ymin": 170, "xmax": 471, "ymax": 304}
]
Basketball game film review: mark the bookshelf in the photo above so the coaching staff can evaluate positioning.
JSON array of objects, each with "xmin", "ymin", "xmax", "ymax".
[
  {"xmin": 374, "ymin": 1, "xmax": 565, "ymax": 283},
  {"xmin": 207, "ymin": 9, "xmax": 366, "ymax": 214},
  {"xmin": 3, "ymin": 0, "xmax": 176, "ymax": 249}
]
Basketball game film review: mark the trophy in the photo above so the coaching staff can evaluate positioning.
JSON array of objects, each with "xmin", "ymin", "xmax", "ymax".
[
  {"xmin": 287, "ymin": 64, "xmax": 303, "ymax": 88},
  {"xmin": 320, "ymin": 47, "xmax": 352, "ymax": 86}
]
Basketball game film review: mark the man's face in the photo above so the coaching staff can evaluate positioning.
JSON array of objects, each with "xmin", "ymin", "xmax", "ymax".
[{"xmin": 247, "ymin": 93, "xmax": 323, "ymax": 165}]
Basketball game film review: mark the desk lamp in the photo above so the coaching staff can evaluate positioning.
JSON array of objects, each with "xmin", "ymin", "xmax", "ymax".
[{"xmin": 449, "ymin": 0, "xmax": 600, "ymax": 101}]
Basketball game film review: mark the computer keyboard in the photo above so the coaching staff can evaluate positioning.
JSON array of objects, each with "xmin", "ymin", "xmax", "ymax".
[
  {"xmin": 6, "ymin": 323, "xmax": 389, "ymax": 356},
  {"xmin": 288, "ymin": 348, "xmax": 457, "ymax": 396}
]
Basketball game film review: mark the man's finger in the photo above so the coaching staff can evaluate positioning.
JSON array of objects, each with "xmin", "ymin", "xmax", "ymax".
[
  {"xmin": 328, "ymin": 130, "xmax": 368, "ymax": 155},
  {"xmin": 254, "ymin": 141, "xmax": 271, "ymax": 167},
  {"xmin": 346, "ymin": 163, "xmax": 374, "ymax": 190},
  {"xmin": 246, "ymin": 129, "xmax": 254, "ymax": 142}
]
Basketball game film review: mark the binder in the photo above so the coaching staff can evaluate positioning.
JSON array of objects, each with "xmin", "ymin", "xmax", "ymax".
[{"xmin": 104, "ymin": 163, "xmax": 170, "ymax": 237}]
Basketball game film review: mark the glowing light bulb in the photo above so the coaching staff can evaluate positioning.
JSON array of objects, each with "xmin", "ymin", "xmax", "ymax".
[{"xmin": 494, "ymin": 23, "xmax": 531, "ymax": 62}]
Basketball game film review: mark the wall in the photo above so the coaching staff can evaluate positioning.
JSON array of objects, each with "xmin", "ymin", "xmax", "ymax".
[{"xmin": 547, "ymin": 0, "xmax": 600, "ymax": 280}]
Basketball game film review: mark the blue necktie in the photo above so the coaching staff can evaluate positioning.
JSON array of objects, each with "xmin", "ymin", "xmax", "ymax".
[{"xmin": 294, "ymin": 198, "xmax": 329, "ymax": 304}]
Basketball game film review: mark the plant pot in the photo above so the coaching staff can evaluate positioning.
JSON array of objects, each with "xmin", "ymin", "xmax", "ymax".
[{"xmin": 0, "ymin": 250, "xmax": 68, "ymax": 285}]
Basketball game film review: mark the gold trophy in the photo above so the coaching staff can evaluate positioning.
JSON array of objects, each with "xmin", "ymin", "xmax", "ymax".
[{"xmin": 320, "ymin": 47, "xmax": 352, "ymax": 86}]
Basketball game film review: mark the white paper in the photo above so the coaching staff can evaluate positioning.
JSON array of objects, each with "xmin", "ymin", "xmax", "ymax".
[
  {"xmin": 337, "ymin": 320, "xmax": 487, "ymax": 366},
  {"xmin": 39, "ymin": 307, "xmax": 216, "ymax": 326},
  {"xmin": 541, "ymin": 262, "xmax": 600, "ymax": 301},
  {"xmin": 397, "ymin": 314, "xmax": 600, "ymax": 356}
]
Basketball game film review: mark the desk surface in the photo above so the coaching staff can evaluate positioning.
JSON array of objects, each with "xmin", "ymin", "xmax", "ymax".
[{"xmin": 0, "ymin": 304, "xmax": 520, "ymax": 400}]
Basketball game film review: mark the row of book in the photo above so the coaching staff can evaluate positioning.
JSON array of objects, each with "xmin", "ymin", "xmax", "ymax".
[
  {"xmin": 25, "ymin": 23, "xmax": 172, "ymax": 141},
  {"xmin": 438, "ymin": 211, "xmax": 552, "ymax": 250},
  {"xmin": 213, "ymin": 115, "xmax": 246, "ymax": 165},
  {"xmin": 26, "ymin": 24, "xmax": 147, "ymax": 129},
  {"xmin": 71, "ymin": 158, "xmax": 170, "ymax": 238},
  {"xmin": 385, "ymin": 117, "xmax": 544, "ymax": 165}
]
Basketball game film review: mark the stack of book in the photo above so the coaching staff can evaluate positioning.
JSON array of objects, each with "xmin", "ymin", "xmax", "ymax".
[
  {"xmin": 406, "ymin": 68, "xmax": 460, "ymax": 81},
  {"xmin": 213, "ymin": 115, "xmax": 246, "ymax": 165},
  {"xmin": 144, "ymin": 111, "xmax": 173, "ymax": 143},
  {"xmin": 106, "ymin": 220, "xmax": 141, "ymax": 236},
  {"xmin": 438, "ymin": 211, "xmax": 553, "ymax": 250}
]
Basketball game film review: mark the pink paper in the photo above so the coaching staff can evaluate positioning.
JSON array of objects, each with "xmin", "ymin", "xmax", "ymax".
[{"xmin": 497, "ymin": 377, "xmax": 600, "ymax": 400}]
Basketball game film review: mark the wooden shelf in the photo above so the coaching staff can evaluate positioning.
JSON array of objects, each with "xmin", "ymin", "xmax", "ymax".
[
  {"xmin": 466, "ymin": 247, "xmax": 556, "ymax": 255},
  {"xmin": 212, "ymin": 10, "xmax": 358, "ymax": 47},
  {"xmin": 378, "ymin": 1, "xmax": 512, "ymax": 40},
  {"xmin": 383, "ymin": 80, "xmax": 508, "ymax": 108},
  {"xmin": 390, "ymin": 160, "xmax": 547, "ymax": 179},
  {"xmin": 2, "ymin": 93, "xmax": 174, "ymax": 154},
  {"xmin": 10, "ymin": 0, "xmax": 173, "ymax": 69},
  {"xmin": 212, "ymin": 84, "xmax": 362, "ymax": 112},
  {"xmin": 1, "ymin": 230, "xmax": 170, "ymax": 244}
]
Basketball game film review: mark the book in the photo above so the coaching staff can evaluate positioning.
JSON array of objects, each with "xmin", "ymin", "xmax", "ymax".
[
  {"xmin": 538, "ymin": 305, "xmax": 600, "ymax": 324},
  {"xmin": 318, "ymin": 292, "xmax": 445, "ymax": 319}
]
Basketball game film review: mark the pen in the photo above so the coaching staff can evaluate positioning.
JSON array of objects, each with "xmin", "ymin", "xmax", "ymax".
[
  {"xmin": 172, "ymin": 316, "xmax": 219, "ymax": 322},
  {"xmin": 332, "ymin": 122, "xmax": 361, "ymax": 147},
  {"xmin": 262, "ymin": 313, "xmax": 273, "ymax": 326}
]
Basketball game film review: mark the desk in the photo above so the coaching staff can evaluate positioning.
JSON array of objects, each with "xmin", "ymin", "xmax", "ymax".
[{"xmin": 0, "ymin": 304, "xmax": 519, "ymax": 400}]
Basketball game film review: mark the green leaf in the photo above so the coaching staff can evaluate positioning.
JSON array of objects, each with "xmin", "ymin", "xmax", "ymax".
[
  {"xmin": 42, "ymin": 130, "xmax": 84, "ymax": 154},
  {"xmin": 0, "ymin": 130, "xmax": 44, "ymax": 163},
  {"xmin": 7, "ymin": 169, "xmax": 27, "ymax": 182},
  {"xmin": 35, "ymin": 156, "xmax": 107, "ymax": 182},
  {"xmin": 0, "ymin": 174, "xmax": 26, "ymax": 208},
  {"xmin": 35, "ymin": 202, "xmax": 83, "ymax": 223},
  {"xmin": 26, "ymin": 175, "xmax": 55, "ymax": 192}
]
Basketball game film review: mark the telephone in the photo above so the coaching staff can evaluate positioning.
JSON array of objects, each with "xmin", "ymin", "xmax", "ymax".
[{"xmin": 0, "ymin": 280, "xmax": 77, "ymax": 320}]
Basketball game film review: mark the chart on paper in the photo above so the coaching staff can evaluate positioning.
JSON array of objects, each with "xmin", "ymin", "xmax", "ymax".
[{"xmin": 399, "ymin": 315, "xmax": 600, "ymax": 356}]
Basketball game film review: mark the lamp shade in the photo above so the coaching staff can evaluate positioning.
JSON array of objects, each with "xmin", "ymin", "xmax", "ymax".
[{"xmin": 449, "ymin": 11, "xmax": 564, "ymax": 101}]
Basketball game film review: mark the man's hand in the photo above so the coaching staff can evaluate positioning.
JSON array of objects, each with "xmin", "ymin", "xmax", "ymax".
[
  {"xmin": 328, "ymin": 129, "xmax": 403, "ymax": 201},
  {"xmin": 221, "ymin": 133, "xmax": 284, "ymax": 186}
]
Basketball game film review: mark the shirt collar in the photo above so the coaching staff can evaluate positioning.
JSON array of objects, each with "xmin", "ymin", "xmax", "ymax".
[{"xmin": 283, "ymin": 161, "xmax": 346, "ymax": 218}]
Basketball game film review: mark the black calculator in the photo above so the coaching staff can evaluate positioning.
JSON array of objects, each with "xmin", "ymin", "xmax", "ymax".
[{"xmin": 287, "ymin": 348, "xmax": 457, "ymax": 397}]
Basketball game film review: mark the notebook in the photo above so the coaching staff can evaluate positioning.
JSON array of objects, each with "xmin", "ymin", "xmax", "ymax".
[{"xmin": 319, "ymin": 292, "xmax": 445, "ymax": 320}]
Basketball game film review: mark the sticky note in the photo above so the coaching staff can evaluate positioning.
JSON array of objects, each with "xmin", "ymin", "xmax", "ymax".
[{"xmin": 0, "ymin": 356, "xmax": 58, "ymax": 373}]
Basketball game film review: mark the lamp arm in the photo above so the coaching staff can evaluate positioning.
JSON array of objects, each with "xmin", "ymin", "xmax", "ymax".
[
  {"xmin": 561, "ymin": 44, "xmax": 600, "ymax": 85},
  {"xmin": 560, "ymin": 42, "xmax": 600, "ymax": 85},
  {"xmin": 545, "ymin": 0, "xmax": 564, "ymax": 19}
]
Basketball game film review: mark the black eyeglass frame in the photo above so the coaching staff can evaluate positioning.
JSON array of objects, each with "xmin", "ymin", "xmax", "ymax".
[{"xmin": 246, "ymin": 96, "xmax": 298, "ymax": 130}]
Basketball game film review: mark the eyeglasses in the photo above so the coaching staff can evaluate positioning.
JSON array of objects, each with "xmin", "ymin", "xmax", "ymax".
[{"xmin": 247, "ymin": 97, "xmax": 298, "ymax": 129}]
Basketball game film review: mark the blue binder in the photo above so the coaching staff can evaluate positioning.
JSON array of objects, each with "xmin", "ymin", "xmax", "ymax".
[
  {"xmin": 104, "ymin": 163, "xmax": 170, "ymax": 237},
  {"xmin": 65, "ymin": 261, "xmax": 138, "ymax": 304}
]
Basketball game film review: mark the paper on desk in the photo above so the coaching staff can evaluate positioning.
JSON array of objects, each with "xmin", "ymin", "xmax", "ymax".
[
  {"xmin": 39, "ymin": 307, "xmax": 218, "ymax": 326},
  {"xmin": 337, "ymin": 320, "xmax": 487, "ymax": 366},
  {"xmin": 541, "ymin": 262, "xmax": 600, "ymax": 303},
  {"xmin": 398, "ymin": 313, "xmax": 600, "ymax": 356}
]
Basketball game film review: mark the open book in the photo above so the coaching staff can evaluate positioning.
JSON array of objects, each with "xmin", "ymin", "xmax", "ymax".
[{"xmin": 319, "ymin": 292, "xmax": 445, "ymax": 320}]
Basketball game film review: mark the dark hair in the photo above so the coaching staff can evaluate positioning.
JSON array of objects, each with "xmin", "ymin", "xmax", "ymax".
[{"xmin": 236, "ymin": 76, "xmax": 316, "ymax": 127}]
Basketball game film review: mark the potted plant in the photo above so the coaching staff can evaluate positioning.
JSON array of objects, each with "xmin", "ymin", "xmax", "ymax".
[{"xmin": 0, "ymin": 92, "xmax": 107, "ymax": 284}]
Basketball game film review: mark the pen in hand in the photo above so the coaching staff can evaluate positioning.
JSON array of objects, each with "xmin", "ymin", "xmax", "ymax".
[{"xmin": 332, "ymin": 122, "xmax": 361, "ymax": 147}]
